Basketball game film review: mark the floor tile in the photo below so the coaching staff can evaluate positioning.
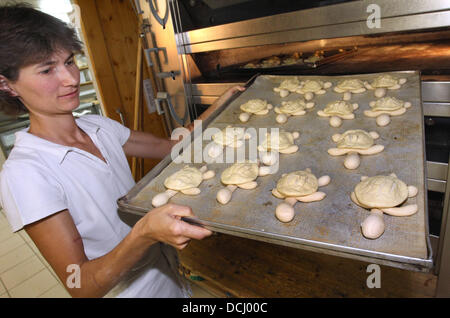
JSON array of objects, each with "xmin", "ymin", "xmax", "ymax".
[
  {"xmin": 8, "ymin": 269, "xmax": 59, "ymax": 298},
  {"xmin": 1, "ymin": 255, "xmax": 46, "ymax": 290},
  {"xmin": 0, "ymin": 278, "xmax": 5, "ymax": 294},
  {"xmin": 0, "ymin": 234, "xmax": 25, "ymax": 257},
  {"xmin": 39, "ymin": 284, "xmax": 71, "ymax": 298},
  {"xmin": 0, "ymin": 244, "xmax": 34, "ymax": 274},
  {"xmin": 0, "ymin": 292, "xmax": 9, "ymax": 298},
  {"xmin": 0, "ymin": 228, "xmax": 15, "ymax": 243}
]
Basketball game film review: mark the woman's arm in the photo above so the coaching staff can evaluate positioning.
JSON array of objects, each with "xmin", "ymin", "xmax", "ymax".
[
  {"xmin": 122, "ymin": 130, "xmax": 176, "ymax": 159},
  {"xmin": 122, "ymin": 85, "xmax": 245, "ymax": 159},
  {"xmin": 25, "ymin": 204, "xmax": 211, "ymax": 298}
]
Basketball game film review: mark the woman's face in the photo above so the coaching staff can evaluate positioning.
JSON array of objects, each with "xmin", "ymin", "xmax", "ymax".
[{"xmin": 8, "ymin": 49, "xmax": 80, "ymax": 117}]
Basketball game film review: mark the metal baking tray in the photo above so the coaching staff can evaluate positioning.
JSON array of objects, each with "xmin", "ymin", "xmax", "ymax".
[
  {"xmin": 213, "ymin": 47, "xmax": 358, "ymax": 78},
  {"xmin": 118, "ymin": 71, "xmax": 433, "ymax": 272}
]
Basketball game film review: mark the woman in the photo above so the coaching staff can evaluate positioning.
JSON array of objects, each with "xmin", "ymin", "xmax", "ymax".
[{"xmin": 0, "ymin": 3, "xmax": 244, "ymax": 297}]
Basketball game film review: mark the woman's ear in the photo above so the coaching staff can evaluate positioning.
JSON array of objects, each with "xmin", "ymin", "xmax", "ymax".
[{"xmin": 0, "ymin": 75, "xmax": 19, "ymax": 97}]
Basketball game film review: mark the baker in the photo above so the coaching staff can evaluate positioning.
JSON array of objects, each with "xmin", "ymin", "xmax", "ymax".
[{"xmin": 0, "ymin": 3, "xmax": 244, "ymax": 298}]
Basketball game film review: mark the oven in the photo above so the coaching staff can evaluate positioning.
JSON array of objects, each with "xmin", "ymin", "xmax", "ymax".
[{"xmin": 133, "ymin": 0, "xmax": 450, "ymax": 296}]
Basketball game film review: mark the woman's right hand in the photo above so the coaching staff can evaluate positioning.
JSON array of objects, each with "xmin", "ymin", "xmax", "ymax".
[{"xmin": 133, "ymin": 203, "xmax": 213, "ymax": 250}]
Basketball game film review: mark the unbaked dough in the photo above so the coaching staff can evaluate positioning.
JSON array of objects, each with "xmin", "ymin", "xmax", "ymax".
[
  {"xmin": 351, "ymin": 173, "xmax": 419, "ymax": 239},
  {"xmin": 364, "ymin": 96, "xmax": 412, "ymax": 126},
  {"xmin": 271, "ymin": 169, "xmax": 331, "ymax": 222},
  {"xmin": 152, "ymin": 165, "xmax": 215, "ymax": 207},
  {"xmin": 273, "ymin": 78, "xmax": 302, "ymax": 98},
  {"xmin": 239, "ymin": 99, "xmax": 273, "ymax": 122},
  {"xmin": 364, "ymin": 74, "xmax": 407, "ymax": 97},
  {"xmin": 333, "ymin": 79, "xmax": 366, "ymax": 100},
  {"xmin": 317, "ymin": 100, "xmax": 359, "ymax": 127},
  {"xmin": 328, "ymin": 130, "xmax": 384, "ymax": 169},
  {"xmin": 257, "ymin": 131, "xmax": 300, "ymax": 155}
]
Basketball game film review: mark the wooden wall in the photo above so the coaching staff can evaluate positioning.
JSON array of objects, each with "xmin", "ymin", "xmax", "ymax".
[{"xmin": 74, "ymin": 0, "xmax": 168, "ymax": 179}]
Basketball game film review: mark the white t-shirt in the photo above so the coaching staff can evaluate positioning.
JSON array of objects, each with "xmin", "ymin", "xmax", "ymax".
[{"xmin": 0, "ymin": 115, "xmax": 188, "ymax": 298}]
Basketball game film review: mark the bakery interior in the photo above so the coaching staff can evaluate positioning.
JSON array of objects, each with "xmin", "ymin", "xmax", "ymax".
[{"xmin": 0, "ymin": 0, "xmax": 449, "ymax": 298}]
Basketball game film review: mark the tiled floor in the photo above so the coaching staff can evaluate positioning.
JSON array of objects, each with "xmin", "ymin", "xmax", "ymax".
[{"xmin": 0, "ymin": 210, "xmax": 215, "ymax": 298}]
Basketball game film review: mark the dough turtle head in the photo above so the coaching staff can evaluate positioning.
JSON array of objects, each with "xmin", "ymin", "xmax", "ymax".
[
  {"xmin": 337, "ymin": 129, "xmax": 374, "ymax": 150},
  {"xmin": 221, "ymin": 161, "xmax": 259, "ymax": 185},
  {"xmin": 354, "ymin": 175, "xmax": 409, "ymax": 209},
  {"xmin": 370, "ymin": 75, "xmax": 399, "ymax": 88},
  {"xmin": 324, "ymin": 100, "xmax": 354, "ymax": 116},
  {"xmin": 240, "ymin": 99, "xmax": 268, "ymax": 114},
  {"xmin": 276, "ymin": 170, "xmax": 319, "ymax": 197},
  {"xmin": 212, "ymin": 126, "xmax": 246, "ymax": 147},
  {"xmin": 279, "ymin": 99, "xmax": 307, "ymax": 114},
  {"xmin": 335, "ymin": 79, "xmax": 365, "ymax": 91},
  {"xmin": 259, "ymin": 131, "xmax": 294, "ymax": 151},
  {"xmin": 371, "ymin": 96, "xmax": 404, "ymax": 112},
  {"xmin": 164, "ymin": 166, "xmax": 203, "ymax": 191}
]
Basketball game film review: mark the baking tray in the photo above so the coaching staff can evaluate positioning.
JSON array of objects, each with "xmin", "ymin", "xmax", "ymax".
[
  {"xmin": 213, "ymin": 47, "xmax": 359, "ymax": 78},
  {"xmin": 118, "ymin": 71, "xmax": 433, "ymax": 272}
]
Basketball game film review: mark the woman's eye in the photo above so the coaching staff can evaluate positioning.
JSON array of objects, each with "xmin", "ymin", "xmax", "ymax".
[{"xmin": 40, "ymin": 69, "xmax": 51, "ymax": 74}]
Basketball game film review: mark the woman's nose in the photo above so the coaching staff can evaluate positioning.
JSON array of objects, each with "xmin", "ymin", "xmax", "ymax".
[{"xmin": 60, "ymin": 66, "xmax": 79, "ymax": 86}]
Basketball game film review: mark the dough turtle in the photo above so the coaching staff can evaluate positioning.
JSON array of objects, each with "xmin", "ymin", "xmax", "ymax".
[
  {"xmin": 258, "ymin": 130, "xmax": 300, "ymax": 155},
  {"xmin": 364, "ymin": 96, "xmax": 412, "ymax": 127},
  {"xmin": 296, "ymin": 79, "xmax": 332, "ymax": 101},
  {"xmin": 239, "ymin": 99, "xmax": 273, "ymax": 123},
  {"xmin": 364, "ymin": 74, "xmax": 407, "ymax": 98},
  {"xmin": 271, "ymin": 169, "xmax": 331, "ymax": 222},
  {"xmin": 273, "ymin": 98, "xmax": 315, "ymax": 124},
  {"xmin": 328, "ymin": 129, "xmax": 384, "ymax": 169},
  {"xmin": 273, "ymin": 77, "xmax": 302, "ymax": 98},
  {"xmin": 216, "ymin": 161, "xmax": 274, "ymax": 205},
  {"xmin": 207, "ymin": 126, "xmax": 252, "ymax": 159},
  {"xmin": 152, "ymin": 165, "xmax": 215, "ymax": 207},
  {"xmin": 333, "ymin": 79, "xmax": 367, "ymax": 101},
  {"xmin": 317, "ymin": 100, "xmax": 359, "ymax": 127},
  {"xmin": 350, "ymin": 174, "xmax": 419, "ymax": 239}
]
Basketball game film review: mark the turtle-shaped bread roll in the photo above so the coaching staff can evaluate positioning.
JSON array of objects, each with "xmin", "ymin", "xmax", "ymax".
[
  {"xmin": 207, "ymin": 126, "xmax": 251, "ymax": 159},
  {"xmin": 274, "ymin": 98, "xmax": 315, "ymax": 124},
  {"xmin": 364, "ymin": 96, "xmax": 412, "ymax": 127},
  {"xmin": 239, "ymin": 99, "xmax": 273, "ymax": 123},
  {"xmin": 333, "ymin": 79, "xmax": 367, "ymax": 101},
  {"xmin": 152, "ymin": 165, "xmax": 215, "ymax": 207},
  {"xmin": 216, "ymin": 161, "xmax": 273, "ymax": 205},
  {"xmin": 364, "ymin": 74, "xmax": 407, "ymax": 98},
  {"xmin": 317, "ymin": 100, "xmax": 359, "ymax": 127},
  {"xmin": 296, "ymin": 79, "xmax": 332, "ymax": 101},
  {"xmin": 273, "ymin": 77, "xmax": 302, "ymax": 98},
  {"xmin": 272, "ymin": 169, "xmax": 331, "ymax": 222},
  {"xmin": 328, "ymin": 129, "xmax": 384, "ymax": 169},
  {"xmin": 350, "ymin": 173, "xmax": 419, "ymax": 239},
  {"xmin": 257, "ymin": 130, "xmax": 300, "ymax": 165}
]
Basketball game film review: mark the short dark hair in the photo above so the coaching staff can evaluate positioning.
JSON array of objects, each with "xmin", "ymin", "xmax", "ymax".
[{"xmin": 0, "ymin": 2, "xmax": 83, "ymax": 115}]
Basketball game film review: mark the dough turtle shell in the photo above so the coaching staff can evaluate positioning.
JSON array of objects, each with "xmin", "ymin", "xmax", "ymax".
[
  {"xmin": 323, "ymin": 100, "xmax": 354, "ymax": 116},
  {"xmin": 259, "ymin": 131, "xmax": 294, "ymax": 151},
  {"xmin": 240, "ymin": 99, "xmax": 268, "ymax": 114},
  {"xmin": 370, "ymin": 75, "xmax": 399, "ymax": 88},
  {"xmin": 279, "ymin": 99, "xmax": 307, "ymax": 114},
  {"xmin": 221, "ymin": 162, "xmax": 259, "ymax": 185},
  {"xmin": 276, "ymin": 170, "xmax": 319, "ymax": 197},
  {"xmin": 337, "ymin": 129, "xmax": 374, "ymax": 149},
  {"xmin": 212, "ymin": 127, "xmax": 246, "ymax": 147},
  {"xmin": 354, "ymin": 175, "xmax": 409, "ymax": 208},
  {"xmin": 371, "ymin": 96, "xmax": 404, "ymax": 112},
  {"xmin": 164, "ymin": 166, "xmax": 203, "ymax": 191},
  {"xmin": 335, "ymin": 79, "xmax": 365, "ymax": 90}
]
